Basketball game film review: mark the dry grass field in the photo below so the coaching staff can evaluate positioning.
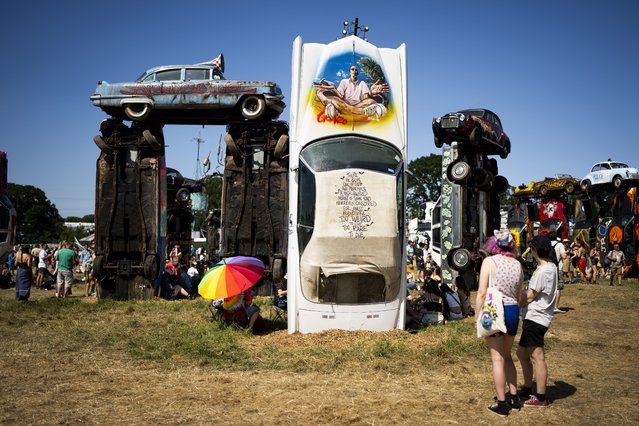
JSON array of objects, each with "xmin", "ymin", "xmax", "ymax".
[{"xmin": 1, "ymin": 278, "xmax": 638, "ymax": 425}]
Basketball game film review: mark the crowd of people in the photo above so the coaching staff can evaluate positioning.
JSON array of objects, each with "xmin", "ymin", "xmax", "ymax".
[
  {"xmin": 523, "ymin": 234, "xmax": 625, "ymax": 287},
  {"xmin": 3, "ymin": 241, "xmax": 96, "ymax": 301}
]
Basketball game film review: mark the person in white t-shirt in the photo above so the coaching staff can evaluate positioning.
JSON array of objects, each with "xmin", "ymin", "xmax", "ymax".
[
  {"xmin": 36, "ymin": 244, "xmax": 50, "ymax": 288},
  {"xmin": 517, "ymin": 235, "xmax": 559, "ymax": 408},
  {"xmin": 551, "ymin": 237, "xmax": 567, "ymax": 313}
]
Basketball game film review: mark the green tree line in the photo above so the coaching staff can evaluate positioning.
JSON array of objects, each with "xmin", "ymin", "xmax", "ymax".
[{"xmin": 7, "ymin": 158, "xmax": 513, "ymax": 243}]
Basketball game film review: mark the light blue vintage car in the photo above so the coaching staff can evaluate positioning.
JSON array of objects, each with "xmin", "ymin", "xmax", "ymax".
[{"xmin": 90, "ymin": 56, "xmax": 285, "ymax": 124}]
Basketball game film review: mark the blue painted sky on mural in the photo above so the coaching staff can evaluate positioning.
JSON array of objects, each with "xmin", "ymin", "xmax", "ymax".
[{"xmin": 1, "ymin": 0, "xmax": 638, "ymax": 217}]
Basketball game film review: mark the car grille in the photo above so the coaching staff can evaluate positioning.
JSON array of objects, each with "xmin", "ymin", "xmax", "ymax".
[{"xmin": 441, "ymin": 117, "xmax": 459, "ymax": 128}]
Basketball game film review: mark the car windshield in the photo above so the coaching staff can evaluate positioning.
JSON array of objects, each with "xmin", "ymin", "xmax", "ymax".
[
  {"xmin": 166, "ymin": 169, "xmax": 182, "ymax": 178},
  {"xmin": 135, "ymin": 71, "xmax": 150, "ymax": 82},
  {"xmin": 611, "ymin": 162, "xmax": 629, "ymax": 169},
  {"xmin": 300, "ymin": 136, "xmax": 402, "ymax": 175},
  {"xmin": 461, "ymin": 109, "xmax": 485, "ymax": 118}
]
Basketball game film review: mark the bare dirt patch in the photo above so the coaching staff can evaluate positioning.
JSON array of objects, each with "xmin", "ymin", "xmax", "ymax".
[{"xmin": 1, "ymin": 280, "xmax": 638, "ymax": 425}]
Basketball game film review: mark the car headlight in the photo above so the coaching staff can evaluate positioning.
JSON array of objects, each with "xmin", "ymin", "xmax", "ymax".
[
  {"xmin": 435, "ymin": 118, "xmax": 441, "ymax": 123},
  {"xmin": 459, "ymin": 114, "xmax": 466, "ymax": 121}
]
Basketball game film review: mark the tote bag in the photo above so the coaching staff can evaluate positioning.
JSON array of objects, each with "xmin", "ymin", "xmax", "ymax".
[{"xmin": 476, "ymin": 274, "xmax": 507, "ymax": 338}]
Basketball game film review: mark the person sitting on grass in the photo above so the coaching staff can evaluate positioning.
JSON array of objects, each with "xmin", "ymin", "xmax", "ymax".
[{"xmin": 222, "ymin": 288, "xmax": 264, "ymax": 332}]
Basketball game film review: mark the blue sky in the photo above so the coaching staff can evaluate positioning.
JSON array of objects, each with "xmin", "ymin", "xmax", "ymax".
[{"xmin": 2, "ymin": 1, "xmax": 638, "ymax": 218}]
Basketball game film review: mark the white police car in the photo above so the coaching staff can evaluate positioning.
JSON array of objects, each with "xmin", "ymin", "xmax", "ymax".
[{"xmin": 580, "ymin": 160, "xmax": 639, "ymax": 191}]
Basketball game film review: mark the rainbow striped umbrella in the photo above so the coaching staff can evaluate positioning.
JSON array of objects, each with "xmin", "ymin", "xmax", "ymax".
[{"xmin": 198, "ymin": 256, "xmax": 265, "ymax": 300}]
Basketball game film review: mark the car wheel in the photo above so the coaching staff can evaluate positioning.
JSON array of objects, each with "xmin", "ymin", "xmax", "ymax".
[
  {"xmin": 447, "ymin": 160, "xmax": 471, "ymax": 183},
  {"xmin": 494, "ymin": 175, "xmax": 509, "ymax": 194},
  {"xmin": 273, "ymin": 258, "xmax": 284, "ymax": 283},
  {"xmin": 581, "ymin": 179, "xmax": 591, "ymax": 191},
  {"xmin": 240, "ymin": 96, "xmax": 266, "ymax": 120},
  {"xmin": 93, "ymin": 135, "xmax": 112, "ymax": 153},
  {"xmin": 142, "ymin": 130, "xmax": 162, "ymax": 151},
  {"xmin": 143, "ymin": 254, "xmax": 159, "ymax": 281},
  {"xmin": 93, "ymin": 255, "xmax": 105, "ymax": 280},
  {"xmin": 469, "ymin": 127, "xmax": 482, "ymax": 147},
  {"xmin": 500, "ymin": 147, "xmax": 508, "ymax": 159},
  {"xmin": 124, "ymin": 103, "xmax": 151, "ymax": 121},
  {"xmin": 176, "ymin": 188, "xmax": 191, "ymax": 204},
  {"xmin": 565, "ymin": 182, "xmax": 575, "ymax": 193},
  {"xmin": 274, "ymin": 135, "xmax": 289, "ymax": 160},
  {"xmin": 612, "ymin": 175, "xmax": 623, "ymax": 189},
  {"xmin": 447, "ymin": 248, "xmax": 472, "ymax": 271},
  {"xmin": 223, "ymin": 133, "xmax": 242, "ymax": 157},
  {"xmin": 434, "ymin": 136, "xmax": 443, "ymax": 148},
  {"xmin": 539, "ymin": 185, "xmax": 548, "ymax": 196}
]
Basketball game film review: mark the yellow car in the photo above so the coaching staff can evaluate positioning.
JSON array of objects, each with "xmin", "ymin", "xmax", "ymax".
[{"xmin": 514, "ymin": 174, "xmax": 579, "ymax": 197}]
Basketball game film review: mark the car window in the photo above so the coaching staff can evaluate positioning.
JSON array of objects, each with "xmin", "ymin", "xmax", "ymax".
[
  {"xmin": 185, "ymin": 68, "xmax": 209, "ymax": 81},
  {"xmin": 212, "ymin": 69, "xmax": 224, "ymax": 80},
  {"xmin": 600, "ymin": 163, "xmax": 611, "ymax": 170},
  {"xmin": 611, "ymin": 162, "xmax": 628, "ymax": 169},
  {"xmin": 141, "ymin": 74, "xmax": 154, "ymax": 83},
  {"xmin": 155, "ymin": 69, "xmax": 182, "ymax": 82},
  {"xmin": 463, "ymin": 109, "xmax": 485, "ymax": 118}
]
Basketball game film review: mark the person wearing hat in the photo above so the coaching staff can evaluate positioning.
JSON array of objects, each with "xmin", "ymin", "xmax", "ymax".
[
  {"xmin": 476, "ymin": 227, "xmax": 524, "ymax": 417},
  {"xmin": 516, "ymin": 234, "xmax": 559, "ymax": 408},
  {"xmin": 560, "ymin": 238, "xmax": 574, "ymax": 284}
]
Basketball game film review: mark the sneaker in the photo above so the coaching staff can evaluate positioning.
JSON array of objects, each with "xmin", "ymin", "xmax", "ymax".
[
  {"xmin": 517, "ymin": 388, "xmax": 532, "ymax": 401},
  {"xmin": 524, "ymin": 395, "xmax": 549, "ymax": 407},
  {"xmin": 363, "ymin": 103, "xmax": 387, "ymax": 119},
  {"xmin": 553, "ymin": 308, "xmax": 566, "ymax": 314},
  {"xmin": 487, "ymin": 402, "xmax": 511, "ymax": 417},
  {"xmin": 508, "ymin": 394, "xmax": 522, "ymax": 410}
]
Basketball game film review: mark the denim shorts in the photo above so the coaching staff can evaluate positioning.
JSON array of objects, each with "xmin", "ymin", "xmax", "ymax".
[
  {"xmin": 490, "ymin": 304, "xmax": 519, "ymax": 337},
  {"xmin": 503, "ymin": 304, "xmax": 520, "ymax": 336},
  {"xmin": 245, "ymin": 305, "xmax": 260, "ymax": 316}
]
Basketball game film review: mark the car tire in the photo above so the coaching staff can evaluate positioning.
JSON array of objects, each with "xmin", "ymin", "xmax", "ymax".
[
  {"xmin": 273, "ymin": 258, "xmax": 284, "ymax": 283},
  {"xmin": 447, "ymin": 248, "xmax": 472, "ymax": 271},
  {"xmin": 142, "ymin": 130, "xmax": 162, "ymax": 151},
  {"xmin": 223, "ymin": 133, "xmax": 242, "ymax": 157},
  {"xmin": 469, "ymin": 127, "xmax": 482, "ymax": 147},
  {"xmin": 539, "ymin": 185, "xmax": 548, "ymax": 196},
  {"xmin": 176, "ymin": 188, "xmax": 191, "ymax": 204},
  {"xmin": 124, "ymin": 103, "xmax": 151, "ymax": 121},
  {"xmin": 612, "ymin": 175, "xmax": 623, "ymax": 189},
  {"xmin": 500, "ymin": 148, "xmax": 508, "ymax": 159},
  {"xmin": 93, "ymin": 135, "xmax": 112, "ymax": 153},
  {"xmin": 93, "ymin": 255, "xmax": 105, "ymax": 280},
  {"xmin": 434, "ymin": 136, "xmax": 443, "ymax": 148},
  {"xmin": 494, "ymin": 175, "xmax": 509, "ymax": 194},
  {"xmin": 143, "ymin": 254, "xmax": 159, "ymax": 281},
  {"xmin": 581, "ymin": 179, "xmax": 591, "ymax": 191},
  {"xmin": 274, "ymin": 135, "xmax": 289, "ymax": 160},
  {"xmin": 240, "ymin": 96, "xmax": 266, "ymax": 120},
  {"xmin": 565, "ymin": 182, "xmax": 575, "ymax": 193},
  {"xmin": 447, "ymin": 160, "xmax": 471, "ymax": 183}
]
